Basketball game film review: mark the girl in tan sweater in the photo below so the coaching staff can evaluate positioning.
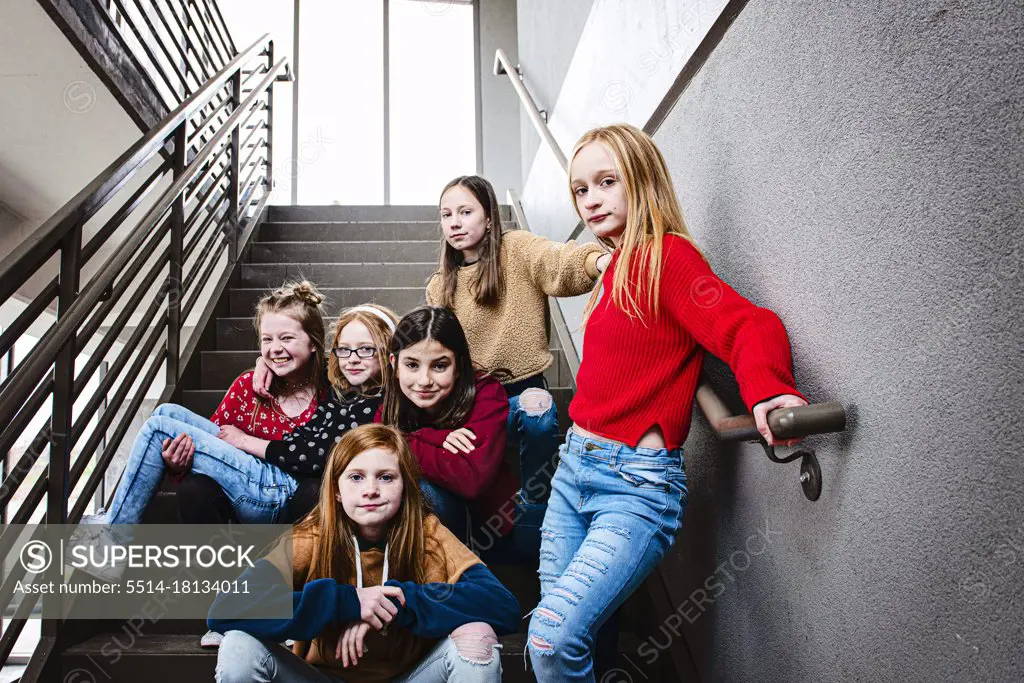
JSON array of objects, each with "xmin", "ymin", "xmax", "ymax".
[{"xmin": 425, "ymin": 175, "xmax": 610, "ymax": 521}]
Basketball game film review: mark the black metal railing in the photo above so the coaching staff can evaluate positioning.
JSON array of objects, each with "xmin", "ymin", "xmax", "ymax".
[
  {"xmin": 0, "ymin": 33, "xmax": 284, "ymax": 672},
  {"xmin": 97, "ymin": 0, "xmax": 237, "ymax": 109}
]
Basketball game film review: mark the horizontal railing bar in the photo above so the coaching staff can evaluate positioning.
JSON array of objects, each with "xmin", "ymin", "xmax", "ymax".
[
  {"xmin": 71, "ymin": 342, "xmax": 167, "ymax": 521},
  {"xmin": 0, "ymin": 593, "xmax": 38, "ymax": 666},
  {"xmin": 182, "ymin": 240, "xmax": 228, "ymax": 321},
  {"xmin": 159, "ymin": 0, "xmax": 215, "ymax": 83},
  {"xmin": 0, "ymin": 55, "xmax": 285, "ymax": 426},
  {"xmin": 0, "ymin": 287, "xmax": 55, "ymax": 361},
  {"xmin": 69, "ymin": 266, "xmax": 169, "ymax": 449},
  {"xmin": 68, "ymin": 299, "xmax": 167, "ymax": 489},
  {"xmin": 81, "ymin": 162, "xmax": 171, "ymax": 263},
  {"xmin": 0, "ymin": 226, "xmax": 164, "ymax": 506},
  {"xmin": 108, "ymin": 0, "xmax": 189, "ymax": 97},
  {"xmin": 0, "ymin": 380, "xmax": 54, "ymax": 506},
  {"xmin": 184, "ymin": 194, "xmax": 226, "ymax": 262},
  {"xmin": 183, "ymin": 211, "xmax": 226, "ymax": 285},
  {"xmin": 0, "ymin": 34, "xmax": 270, "ymax": 305}
]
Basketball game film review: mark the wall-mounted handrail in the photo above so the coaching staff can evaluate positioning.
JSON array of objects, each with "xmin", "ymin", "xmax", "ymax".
[
  {"xmin": 494, "ymin": 49, "xmax": 566, "ymax": 170},
  {"xmin": 493, "ymin": 47, "xmax": 847, "ymax": 502}
]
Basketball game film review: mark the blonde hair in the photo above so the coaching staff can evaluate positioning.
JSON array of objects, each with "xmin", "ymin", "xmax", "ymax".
[
  {"xmin": 326, "ymin": 303, "xmax": 399, "ymax": 397},
  {"xmin": 253, "ymin": 280, "xmax": 327, "ymax": 396},
  {"xmin": 569, "ymin": 123, "xmax": 705, "ymax": 323}
]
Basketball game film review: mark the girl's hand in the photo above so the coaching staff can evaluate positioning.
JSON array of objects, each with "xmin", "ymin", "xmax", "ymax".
[
  {"xmin": 252, "ymin": 356, "xmax": 274, "ymax": 400},
  {"xmin": 443, "ymin": 428, "xmax": 477, "ymax": 454},
  {"xmin": 161, "ymin": 434, "xmax": 194, "ymax": 473},
  {"xmin": 337, "ymin": 621, "xmax": 371, "ymax": 668},
  {"xmin": 356, "ymin": 585, "xmax": 405, "ymax": 630},
  {"xmin": 217, "ymin": 425, "xmax": 251, "ymax": 452},
  {"xmin": 752, "ymin": 394, "xmax": 808, "ymax": 447},
  {"xmin": 596, "ymin": 253, "xmax": 612, "ymax": 274}
]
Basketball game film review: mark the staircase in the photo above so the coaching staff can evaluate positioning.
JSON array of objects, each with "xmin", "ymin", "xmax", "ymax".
[{"xmin": 58, "ymin": 203, "xmax": 612, "ymax": 682}]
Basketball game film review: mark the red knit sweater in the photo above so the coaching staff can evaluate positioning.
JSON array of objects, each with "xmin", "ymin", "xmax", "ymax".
[
  {"xmin": 570, "ymin": 235, "xmax": 806, "ymax": 449},
  {"xmin": 375, "ymin": 374, "xmax": 518, "ymax": 535}
]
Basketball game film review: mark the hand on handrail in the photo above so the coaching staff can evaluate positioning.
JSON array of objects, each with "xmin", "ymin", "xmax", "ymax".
[{"xmin": 752, "ymin": 394, "xmax": 808, "ymax": 447}]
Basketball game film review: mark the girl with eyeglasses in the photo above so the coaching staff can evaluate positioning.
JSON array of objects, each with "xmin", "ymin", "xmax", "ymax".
[{"xmin": 243, "ymin": 303, "xmax": 401, "ymax": 520}]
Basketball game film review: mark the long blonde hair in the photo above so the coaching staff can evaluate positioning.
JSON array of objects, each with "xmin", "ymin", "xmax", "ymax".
[
  {"xmin": 295, "ymin": 424, "xmax": 442, "ymax": 653},
  {"xmin": 253, "ymin": 280, "xmax": 327, "ymax": 397},
  {"xmin": 569, "ymin": 124, "xmax": 705, "ymax": 323},
  {"xmin": 326, "ymin": 303, "xmax": 398, "ymax": 398}
]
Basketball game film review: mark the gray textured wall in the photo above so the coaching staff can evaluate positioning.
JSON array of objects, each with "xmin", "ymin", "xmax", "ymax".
[
  {"xmin": 650, "ymin": 1, "xmax": 1024, "ymax": 680},
  {"xmin": 515, "ymin": 0, "xmax": 594, "ymax": 186},
  {"xmin": 515, "ymin": 0, "xmax": 1024, "ymax": 680}
]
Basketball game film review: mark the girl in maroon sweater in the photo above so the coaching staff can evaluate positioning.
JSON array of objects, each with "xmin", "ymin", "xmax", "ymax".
[
  {"xmin": 375, "ymin": 306, "xmax": 517, "ymax": 543},
  {"xmin": 527, "ymin": 124, "xmax": 808, "ymax": 682}
]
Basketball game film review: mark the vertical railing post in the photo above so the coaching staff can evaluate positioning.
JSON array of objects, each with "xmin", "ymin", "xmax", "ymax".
[
  {"xmin": 228, "ymin": 66, "xmax": 242, "ymax": 260},
  {"xmin": 265, "ymin": 40, "xmax": 275, "ymax": 196},
  {"xmin": 167, "ymin": 123, "xmax": 186, "ymax": 389},
  {"xmin": 43, "ymin": 221, "xmax": 82, "ymax": 629}
]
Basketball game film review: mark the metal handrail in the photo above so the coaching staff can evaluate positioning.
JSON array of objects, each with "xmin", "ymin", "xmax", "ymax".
[
  {"xmin": 493, "ymin": 48, "xmax": 847, "ymax": 500},
  {"xmin": 0, "ymin": 32, "xmax": 281, "ymax": 671},
  {"xmin": 0, "ymin": 35, "xmax": 267, "ymax": 303}
]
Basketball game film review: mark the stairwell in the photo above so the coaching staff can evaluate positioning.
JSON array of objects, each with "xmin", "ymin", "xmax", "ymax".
[{"xmin": 58, "ymin": 203, "xmax": 602, "ymax": 682}]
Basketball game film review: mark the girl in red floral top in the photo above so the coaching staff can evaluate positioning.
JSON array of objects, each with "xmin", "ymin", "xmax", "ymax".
[{"xmin": 86, "ymin": 281, "xmax": 328, "ymax": 534}]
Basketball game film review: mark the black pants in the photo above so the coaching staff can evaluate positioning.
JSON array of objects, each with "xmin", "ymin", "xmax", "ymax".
[{"xmin": 176, "ymin": 474, "xmax": 321, "ymax": 524}]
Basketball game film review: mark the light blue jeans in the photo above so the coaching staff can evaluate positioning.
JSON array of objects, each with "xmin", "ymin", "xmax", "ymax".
[
  {"xmin": 528, "ymin": 429, "xmax": 687, "ymax": 682},
  {"xmin": 102, "ymin": 403, "xmax": 298, "ymax": 528},
  {"xmin": 215, "ymin": 629, "xmax": 502, "ymax": 682}
]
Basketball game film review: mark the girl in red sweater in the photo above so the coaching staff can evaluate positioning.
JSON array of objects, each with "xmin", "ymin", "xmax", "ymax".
[
  {"xmin": 527, "ymin": 124, "xmax": 808, "ymax": 682},
  {"xmin": 376, "ymin": 306, "xmax": 518, "ymax": 543}
]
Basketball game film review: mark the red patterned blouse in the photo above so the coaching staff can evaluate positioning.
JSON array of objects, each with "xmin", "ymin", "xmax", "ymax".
[{"xmin": 211, "ymin": 371, "xmax": 320, "ymax": 439}]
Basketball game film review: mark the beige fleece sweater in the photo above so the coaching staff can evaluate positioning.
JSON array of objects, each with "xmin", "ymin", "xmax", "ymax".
[{"xmin": 425, "ymin": 229, "xmax": 604, "ymax": 383}]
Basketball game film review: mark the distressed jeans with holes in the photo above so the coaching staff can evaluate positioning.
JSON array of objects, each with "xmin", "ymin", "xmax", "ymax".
[
  {"xmin": 528, "ymin": 429, "xmax": 687, "ymax": 682},
  {"xmin": 100, "ymin": 403, "xmax": 298, "ymax": 533},
  {"xmin": 215, "ymin": 629, "xmax": 503, "ymax": 682},
  {"xmin": 505, "ymin": 375, "xmax": 560, "ymax": 505}
]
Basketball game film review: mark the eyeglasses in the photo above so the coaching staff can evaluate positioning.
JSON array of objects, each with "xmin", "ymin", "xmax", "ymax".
[{"xmin": 333, "ymin": 346, "xmax": 376, "ymax": 359}]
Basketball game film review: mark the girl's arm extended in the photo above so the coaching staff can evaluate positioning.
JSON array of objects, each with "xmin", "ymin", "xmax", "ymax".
[
  {"xmin": 663, "ymin": 236, "xmax": 806, "ymax": 409},
  {"xmin": 207, "ymin": 559, "xmax": 360, "ymax": 641},
  {"xmin": 514, "ymin": 230, "xmax": 605, "ymax": 297},
  {"xmin": 385, "ymin": 564, "xmax": 520, "ymax": 639},
  {"xmin": 390, "ymin": 377, "xmax": 509, "ymax": 500}
]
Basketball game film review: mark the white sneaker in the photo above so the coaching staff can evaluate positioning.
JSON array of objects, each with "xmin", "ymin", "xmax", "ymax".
[
  {"xmin": 66, "ymin": 523, "xmax": 126, "ymax": 582},
  {"xmin": 200, "ymin": 630, "xmax": 223, "ymax": 648}
]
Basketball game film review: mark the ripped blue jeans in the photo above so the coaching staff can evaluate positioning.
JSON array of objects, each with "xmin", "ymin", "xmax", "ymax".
[{"xmin": 528, "ymin": 429, "xmax": 687, "ymax": 682}]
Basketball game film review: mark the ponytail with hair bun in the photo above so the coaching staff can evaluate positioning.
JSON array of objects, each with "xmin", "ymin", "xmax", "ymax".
[{"xmin": 254, "ymin": 280, "xmax": 328, "ymax": 397}]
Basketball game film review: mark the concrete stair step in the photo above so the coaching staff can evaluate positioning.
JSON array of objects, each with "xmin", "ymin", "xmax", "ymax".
[
  {"xmin": 241, "ymin": 262, "xmax": 436, "ymax": 288},
  {"xmin": 229, "ymin": 286, "xmax": 426, "ymax": 317},
  {"xmin": 249, "ymin": 240, "xmax": 440, "ymax": 264},
  {"xmin": 61, "ymin": 632, "xmax": 650, "ymax": 682},
  {"xmin": 267, "ymin": 204, "xmax": 512, "ymax": 222},
  {"xmin": 258, "ymin": 221, "xmax": 440, "ymax": 242}
]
